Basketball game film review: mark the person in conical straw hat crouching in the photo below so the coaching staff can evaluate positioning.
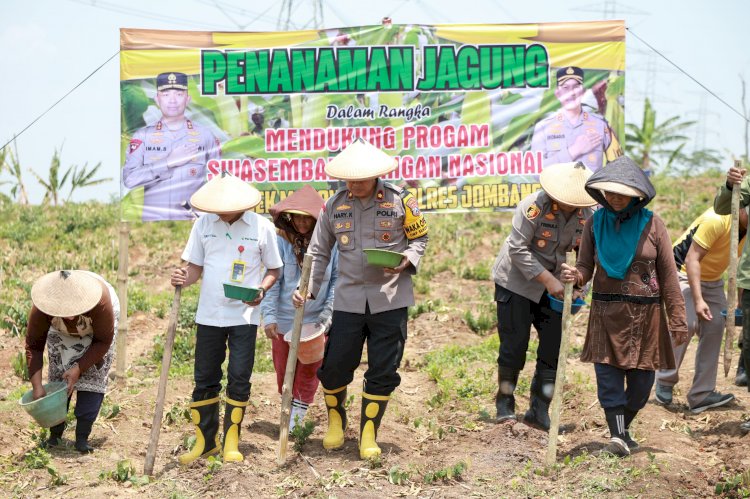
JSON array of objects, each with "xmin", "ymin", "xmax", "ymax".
[
  {"xmin": 170, "ymin": 172, "xmax": 283, "ymax": 464},
  {"xmin": 491, "ymin": 161, "xmax": 597, "ymax": 431},
  {"xmin": 293, "ymin": 138, "xmax": 429, "ymax": 459},
  {"xmin": 25, "ymin": 270, "xmax": 120, "ymax": 453},
  {"xmin": 261, "ymin": 185, "xmax": 339, "ymax": 432}
]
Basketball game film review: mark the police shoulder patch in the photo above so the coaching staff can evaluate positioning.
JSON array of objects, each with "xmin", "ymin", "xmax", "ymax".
[
  {"xmin": 525, "ymin": 203, "xmax": 541, "ymax": 220},
  {"xmin": 400, "ymin": 191, "xmax": 428, "ymax": 240}
]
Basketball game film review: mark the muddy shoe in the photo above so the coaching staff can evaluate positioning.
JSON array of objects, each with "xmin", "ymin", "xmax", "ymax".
[
  {"xmin": 600, "ymin": 437, "xmax": 630, "ymax": 457},
  {"xmin": 654, "ymin": 383, "xmax": 672, "ymax": 405},
  {"xmin": 623, "ymin": 431, "xmax": 639, "ymax": 451},
  {"xmin": 689, "ymin": 391, "xmax": 734, "ymax": 414}
]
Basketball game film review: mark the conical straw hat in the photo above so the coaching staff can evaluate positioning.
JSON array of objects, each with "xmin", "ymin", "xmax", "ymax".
[
  {"xmin": 539, "ymin": 162, "xmax": 597, "ymax": 208},
  {"xmin": 325, "ymin": 138, "xmax": 397, "ymax": 181},
  {"xmin": 190, "ymin": 171, "xmax": 261, "ymax": 214},
  {"xmin": 31, "ymin": 270, "xmax": 103, "ymax": 317}
]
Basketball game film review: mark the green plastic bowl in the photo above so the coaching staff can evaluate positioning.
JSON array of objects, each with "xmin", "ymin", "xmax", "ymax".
[
  {"xmin": 223, "ymin": 283, "xmax": 261, "ymax": 301},
  {"xmin": 363, "ymin": 249, "xmax": 404, "ymax": 267},
  {"xmin": 19, "ymin": 381, "xmax": 68, "ymax": 427}
]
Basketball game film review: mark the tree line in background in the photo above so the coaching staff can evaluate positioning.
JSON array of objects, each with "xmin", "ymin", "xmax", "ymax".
[
  {"xmin": 0, "ymin": 140, "xmax": 110, "ymax": 206},
  {"xmin": 0, "ymin": 95, "xmax": 745, "ymax": 205}
]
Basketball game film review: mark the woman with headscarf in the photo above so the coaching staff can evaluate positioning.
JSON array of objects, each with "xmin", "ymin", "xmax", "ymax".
[
  {"xmin": 25, "ymin": 270, "xmax": 119, "ymax": 453},
  {"xmin": 561, "ymin": 156, "xmax": 688, "ymax": 456},
  {"xmin": 261, "ymin": 185, "xmax": 338, "ymax": 431}
]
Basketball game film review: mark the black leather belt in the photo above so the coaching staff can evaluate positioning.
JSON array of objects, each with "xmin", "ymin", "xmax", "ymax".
[{"xmin": 592, "ymin": 292, "xmax": 660, "ymax": 305}]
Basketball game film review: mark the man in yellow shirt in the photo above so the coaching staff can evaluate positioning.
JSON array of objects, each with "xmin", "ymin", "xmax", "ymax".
[{"xmin": 655, "ymin": 207, "xmax": 748, "ymax": 412}]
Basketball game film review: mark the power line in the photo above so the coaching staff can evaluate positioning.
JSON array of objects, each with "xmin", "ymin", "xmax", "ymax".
[
  {"xmin": 0, "ymin": 51, "xmax": 120, "ymax": 153},
  {"xmin": 67, "ymin": 0, "xmax": 228, "ymax": 30},
  {"xmin": 627, "ymin": 27, "xmax": 748, "ymax": 123}
]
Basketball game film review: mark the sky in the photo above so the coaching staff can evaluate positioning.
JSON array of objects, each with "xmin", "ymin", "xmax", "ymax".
[{"xmin": 0, "ymin": 0, "xmax": 748, "ymax": 204}]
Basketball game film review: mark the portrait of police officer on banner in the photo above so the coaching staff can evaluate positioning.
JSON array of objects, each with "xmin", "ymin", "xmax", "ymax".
[
  {"xmin": 122, "ymin": 72, "xmax": 221, "ymax": 221},
  {"xmin": 531, "ymin": 66, "xmax": 622, "ymax": 173}
]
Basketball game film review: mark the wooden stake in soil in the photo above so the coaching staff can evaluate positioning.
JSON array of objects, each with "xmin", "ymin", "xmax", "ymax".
[
  {"xmin": 546, "ymin": 251, "xmax": 576, "ymax": 467},
  {"xmin": 724, "ymin": 159, "xmax": 742, "ymax": 377},
  {"xmin": 116, "ymin": 221, "xmax": 129, "ymax": 380},
  {"xmin": 144, "ymin": 285, "xmax": 181, "ymax": 476},
  {"xmin": 277, "ymin": 253, "xmax": 313, "ymax": 465}
]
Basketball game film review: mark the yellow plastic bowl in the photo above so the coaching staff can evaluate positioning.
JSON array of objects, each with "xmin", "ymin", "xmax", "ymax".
[{"xmin": 363, "ymin": 249, "xmax": 404, "ymax": 267}]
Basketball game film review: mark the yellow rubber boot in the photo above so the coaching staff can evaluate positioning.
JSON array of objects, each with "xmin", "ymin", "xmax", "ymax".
[
  {"xmin": 322, "ymin": 386, "xmax": 348, "ymax": 450},
  {"xmin": 222, "ymin": 397, "xmax": 249, "ymax": 462},
  {"xmin": 359, "ymin": 392, "xmax": 389, "ymax": 460},
  {"xmin": 178, "ymin": 396, "xmax": 221, "ymax": 465}
]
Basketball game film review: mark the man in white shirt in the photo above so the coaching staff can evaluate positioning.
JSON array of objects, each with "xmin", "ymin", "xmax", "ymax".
[{"xmin": 170, "ymin": 172, "xmax": 282, "ymax": 464}]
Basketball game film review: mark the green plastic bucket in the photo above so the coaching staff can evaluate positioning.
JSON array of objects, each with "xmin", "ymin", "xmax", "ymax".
[{"xmin": 19, "ymin": 381, "xmax": 68, "ymax": 427}]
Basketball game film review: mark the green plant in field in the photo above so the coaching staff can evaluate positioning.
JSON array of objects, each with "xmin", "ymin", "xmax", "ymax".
[
  {"xmin": 388, "ymin": 465, "xmax": 411, "ymax": 485},
  {"xmin": 99, "ymin": 459, "xmax": 149, "ymax": 486},
  {"xmin": 47, "ymin": 465, "xmax": 68, "ymax": 487},
  {"xmin": 1, "ymin": 302, "xmax": 30, "ymax": 337},
  {"xmin": 24, "ymin": 446, "xmax": 51, "ymax": 469},
  {"xmin": 423, "ymin": 460, "xmax": 468, "ymax": 484},
  {"xmin": 290, "ymin": 419, "xmax": 315, "ymax": 452},
  {"xmin": 164, "ymin": 403, "xmax": 190, "ymax": 426},
  {"xmin": 715, "ymin": 469, "xmax": 750, "ymax": 496},
  {"xmin": 12, "ymin": 351, "xmax": 29, "ymax": 380},
  {"xmin": 408, "ymin": 298, "xmax": 445, "ymax": 319},
  {"xmin": 461, "ymin": 260, "xmax": 491, "ymax": 280},
  {"xmin": 463, "ymin": 306, "xmax": 496, "ymax": 333},
  {"xmin": 100, "ymin": 396, "xmax": 120, "ymax": 420}
]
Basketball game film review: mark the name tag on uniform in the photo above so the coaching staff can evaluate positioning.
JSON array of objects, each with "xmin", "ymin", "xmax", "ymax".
[{"xmin": 230, "ymin": 260, "xmax": 246, "ymax": 282}]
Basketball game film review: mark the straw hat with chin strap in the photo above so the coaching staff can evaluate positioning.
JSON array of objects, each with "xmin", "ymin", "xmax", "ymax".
[
  {"xmin": 539, "ymin": 161, "xmax": 597, "ymax": 208},
  {"xmin": 190, "ymin": 171, "xmax": 262, "ymax": 214},
  {"xmin": 325, "ymin": 137, "xmax": 398, "ymax": 181},
  {"xmin": 31, "ymin": 270, "xmax": 103, "ymax": 317}
]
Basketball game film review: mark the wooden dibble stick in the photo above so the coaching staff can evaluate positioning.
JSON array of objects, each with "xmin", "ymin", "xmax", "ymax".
[
  {"xmin": 546, "ymin": 251, "xmax": 576, "ymax": 466},
  {"xmin": 724, "ymin": 159, "xmax": 742, "ymax": 377},
  {"xmin": 277, "ymin": 253, "xmax": 313, "ymax": 465},
  {"xmin": 144, "ymin": 286, "xmax": 181, "ymax": 476}
]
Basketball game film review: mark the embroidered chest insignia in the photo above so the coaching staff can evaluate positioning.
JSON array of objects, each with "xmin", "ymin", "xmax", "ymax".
[
  {"xmin": 381, "ymin": 232, "xmax": 391, "ymax": 242},
  {"xmin": 544, "ymin": 213, "xmax": 555, "ymax": 220},
  {"xmin": 541, "ymin": 230, "xmax": 552, "ymax": 238},
  {"xmin": 379, "ymin": 220, "xmax": 393, "ymax": 228},
  {"xmin": 537, "ymin": 239, "xmax": 547, "ymax": 248},
  {"xmin": 379, "ymin": 202, "xmax": 395, "ymax": 209},
  {"xmin": 336, "ymin": 204, "xmax": 351, "ymax": 211},
  {"xmin": 340, "ymin": 234, "xmax": 350, "ymax": 245},
  {"xmin": 189, "ymin": 168, "xmax": 198, "ymax": 177}
]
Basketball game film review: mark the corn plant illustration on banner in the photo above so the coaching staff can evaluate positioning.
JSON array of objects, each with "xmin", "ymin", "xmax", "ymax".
[{"xmin": 119, "ymin": 21, "xmax": 625, "ymax": 221}]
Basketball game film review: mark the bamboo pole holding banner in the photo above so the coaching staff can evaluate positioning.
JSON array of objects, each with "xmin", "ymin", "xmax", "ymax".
[
  {"xmin": 724, "ymin": 159, "xmax": 742, "ymax": 377},
  {"xmin": 116, "ymin": 221, "xmax": 129, "ymax": 380},
  {"xmin": 144, "ymin": 286, "xmax": 181, "ymax": 476},
  {"xmin": 546, "ymin": 251, "xmax": 576, "ymax": 466},
  {"xmin": 277, "ymin": 253, "xmax": 313, "ymax": 465}
]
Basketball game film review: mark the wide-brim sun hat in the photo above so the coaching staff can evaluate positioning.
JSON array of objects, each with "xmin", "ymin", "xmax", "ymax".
[
  {"xmin": 324, "ymin": 137, "xmax": 397, "ymax": 181},
  {"xmin": 283, "ymin": 323, "xmax": 326, "ymax": 364},
  {"xmin": 190, "ymin": 171, "xmax": 261, "ymax": 214},
  {"xmin": 31, "ymin": 270, "xmax": 103, "ymax": 317},
  {"xmin": 586, "ymin": 181, "xmax": 645, "ymax": 199},
  {"xmin": 539, "ymin": 161, "xmax": 597, "ymax": 208}
]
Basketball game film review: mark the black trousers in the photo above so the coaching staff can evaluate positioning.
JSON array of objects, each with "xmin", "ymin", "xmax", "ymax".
[
  {"xmin": 495, "ymin": 284, "xmax": 562, "ymax": 371},
  {"xmin": 193, "ymin": 323, "xmax": 257, "ymax": 401},
  {"xmin": 742, "ymin": 290, "xmax": 750, "ymax": 391},
  {"xmin": 318, "ymin": 306, "xmax": 407, "ymax": 396},
  {"xmin": 64, "ymin": 391, "xmax": 105, "ymax": 423},
  {"xmin": 594, "ymin": 363, "xmax": 654, "ymax": 410}
]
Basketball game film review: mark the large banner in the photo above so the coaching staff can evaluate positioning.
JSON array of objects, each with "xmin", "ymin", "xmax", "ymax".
[{"xmin": 120, "ymin": 21, "xmax": 625, "ymax": 222}]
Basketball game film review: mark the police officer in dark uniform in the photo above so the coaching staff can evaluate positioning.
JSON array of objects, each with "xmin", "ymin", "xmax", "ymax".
[
  {"xmin": 531, "ymin": 67, "xmax": 622, "ymax": 173},
  {"xmin": 491, "ymin": 162, "xmax": 596, "ymax": 430},
  {"xmin": 122, "ymin": 72, "xmax": 221, "ymax": 221},
  {"xmin": 294, "ymin": 137, "xmax": 428, "ymax": 459}
]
